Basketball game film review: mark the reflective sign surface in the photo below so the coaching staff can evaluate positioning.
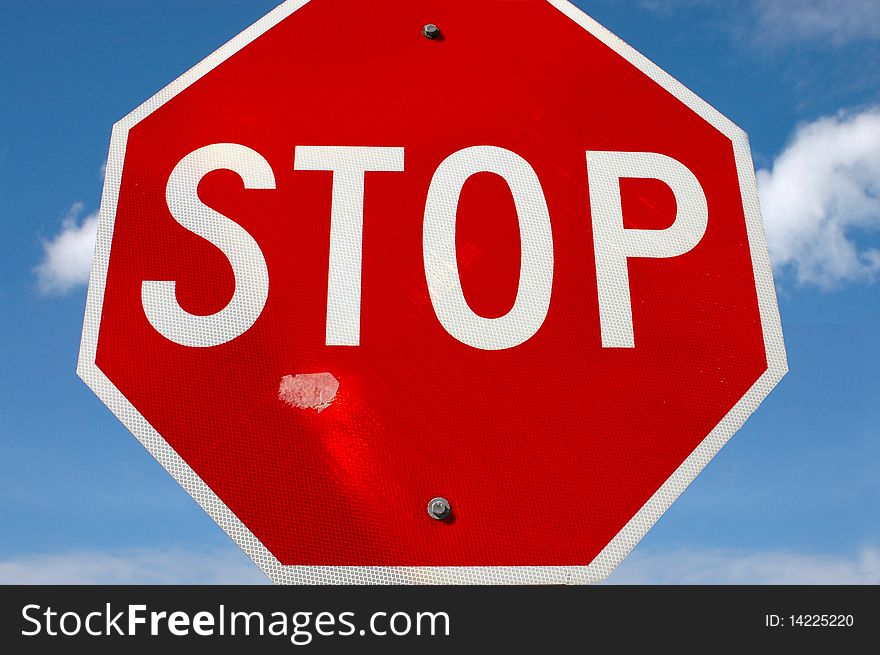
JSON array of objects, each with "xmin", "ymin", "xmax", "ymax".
[{"xmin": 79, "ymin": 0, "xmax": 786, "ymax": 584}]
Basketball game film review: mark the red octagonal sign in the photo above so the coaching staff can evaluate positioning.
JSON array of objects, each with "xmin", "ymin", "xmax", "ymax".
[{"xmin": 78, "ymin": 0, "xmax": 787, "ymax": 584}]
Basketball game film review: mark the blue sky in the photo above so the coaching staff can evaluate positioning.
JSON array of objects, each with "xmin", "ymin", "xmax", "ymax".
[{"xmin": 1, "ymin": 0, "xmax": 878, "ymax": 584}]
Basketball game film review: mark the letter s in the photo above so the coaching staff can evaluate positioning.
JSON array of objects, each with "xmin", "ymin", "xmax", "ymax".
[
  {"xmin": 142, "ymin": 143, "xmax": 273, "ymax": 347},
  {"xmin": 22, "ymin": 604, "xmax": 41, "ymax": 637}
]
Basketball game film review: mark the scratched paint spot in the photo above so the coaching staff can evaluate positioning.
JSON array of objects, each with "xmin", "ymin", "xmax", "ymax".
[{"xmin": 278, "ymin": 372, "xmax": 339, "ymax": 413}]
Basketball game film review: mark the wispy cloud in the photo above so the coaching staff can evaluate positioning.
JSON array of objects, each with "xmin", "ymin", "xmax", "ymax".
[
  {"xmin": 2, "ymin": 545, "xmax": 876, "ymax": 585},
  {"xmin": 0, "ymin": 548, "xmax": 267, "ymax": 585},
  {"xmin": 751, "ymin": 0, "xmax": 880, "ymax": 47},
  {"xmin": 608, "ymin": 545, "xmax": 880, "ymax": 584},
  {"xmin": 640, "ymin": 0, "xmax": 880, "ymax": 47},
  {"xmin": 757, "ymin": 106, "xmax": 880, "ymax": 289},
  {"xmin": 34, "ymin": 202, "xmax": 98, "ymax": 296}
]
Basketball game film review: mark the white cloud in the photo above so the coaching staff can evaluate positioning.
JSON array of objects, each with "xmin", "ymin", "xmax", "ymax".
[
  {"xmin": 608, "ymin": 545, "xmax": 880, "ymax": 584},
  {"xmin": 34, "ymin": 202, "xmax": 98, "ymax": 296},
  {"xmin": 757, "ymin": 107, "xmax": 880, "ymax": 289},
  {"xmin": 0, "ymin": 547, "xmax": 268, "ymax": 585},
  {"xmin": 752, "ymin": 0, "xmax": 880, "ymax": 46}
]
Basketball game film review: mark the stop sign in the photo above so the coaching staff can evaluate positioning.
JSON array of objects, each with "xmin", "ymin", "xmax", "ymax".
[{"xmin": 78, "ymin": 0, "xmax": 786, "ymax": 584}]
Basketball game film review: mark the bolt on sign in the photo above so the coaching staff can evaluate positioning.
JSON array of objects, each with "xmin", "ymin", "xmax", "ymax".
[{"xmin": 78, "ymin": 0, "xmax": 787, "ymax": 584}]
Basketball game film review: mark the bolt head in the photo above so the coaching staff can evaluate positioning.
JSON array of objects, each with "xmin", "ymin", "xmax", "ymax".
[
  {"xmin": 427, "ymin": 496, "xmax": 451, "ymax": 520},
  {"xmin": 422, "ymin": 24, "xmax": 441, "ymax": 40}
]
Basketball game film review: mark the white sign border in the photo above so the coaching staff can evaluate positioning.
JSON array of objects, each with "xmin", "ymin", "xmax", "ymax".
[{"xmin": 78, "ymin": 0, "xmax": 787, "ymax": 584}]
